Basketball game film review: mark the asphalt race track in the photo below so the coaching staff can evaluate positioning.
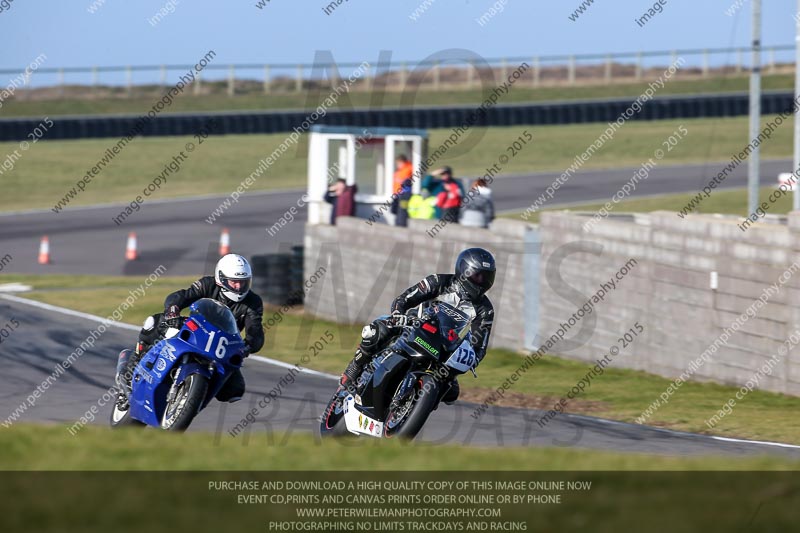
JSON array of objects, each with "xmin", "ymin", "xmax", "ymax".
[
  {"xmin": 0, "ymin": 159, "xmax": 791, "ymax": 276},
  {"xmin": 3, "ymin": 295, "xmax": 800, "ymax": 457}
]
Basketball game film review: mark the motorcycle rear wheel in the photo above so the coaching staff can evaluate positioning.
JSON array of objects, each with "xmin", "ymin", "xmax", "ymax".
[
  {"xmin": 384, "ymin": 374, "xmax": 439, "ymax": 440},
  {"xmin": 161, "ymin": 373, "xmax": 208, "ymax": 432}
]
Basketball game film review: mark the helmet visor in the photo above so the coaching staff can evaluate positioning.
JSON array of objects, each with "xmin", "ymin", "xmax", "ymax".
[
  {"xmin": 466, "ymin": 268, "xmax": 495, "ymax": 293},
  {"xmin": 218, "ymin": 273, "xmax": 251, "ymax": 296}
]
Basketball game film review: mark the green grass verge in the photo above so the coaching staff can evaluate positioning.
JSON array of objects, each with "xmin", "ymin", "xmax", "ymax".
[
  {"xmin": 2, "ymin": 73, "xmax": 791, "ymax": 117},
  {"xmin": 502, "ymin": 186, "xmax": 792, "ymax": 223},
  {"xmin": 2, "ymin": 116, "xmax": 794, "ymax": 213},
  {"xmin": 4, "ymin": 428, "xmax": 799, "ymax": 533},
  {"xmin": 1, "ymin": 424, "xmax": 798, "ymax": 470},
  {"xmin": 4, "ymin": 273, "xmax": 800, "ymax": 445}
]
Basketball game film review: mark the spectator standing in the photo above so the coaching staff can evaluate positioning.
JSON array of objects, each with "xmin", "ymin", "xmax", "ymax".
[
  {"xmin": 324, "ymin": 179, "xmax": 346, "ymax": 225},
  {"xmin": 433, "ymin": 166, "xmax": 462, "ymax": 224},
  {"xmin": 421, "ymin": 174, "xmax": 443, "ymax": 218},
  {"xmin": 408, "ymin": 188, "xmax": 437, "ymax": 220},
  {"xmin": 337, "ymin": 181, "xmax": 358, "ymax": 220},
  {"xmin": 392, "ymin": 155, "xmax": 414, "ymax": 226},
  {"xmin": 460, "ymin": 178, "xmax": 495, "ymax": 228}
]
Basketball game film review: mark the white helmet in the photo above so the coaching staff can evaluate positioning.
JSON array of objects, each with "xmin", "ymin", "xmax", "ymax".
[{"xmin": 215, "ymin": 254, "xmax": 252, "ymax": 303}]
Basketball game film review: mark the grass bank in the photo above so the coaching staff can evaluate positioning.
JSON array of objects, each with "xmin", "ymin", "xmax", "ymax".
[
  {"xmin": 2, "ymin": 73, "xmax": 791, "ymax": 118},
  {"xmin": 2, "ymin": 116, "xmax": 794, "ymax": 213}
]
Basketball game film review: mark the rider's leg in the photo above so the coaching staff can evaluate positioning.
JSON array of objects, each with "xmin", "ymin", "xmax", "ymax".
[
  {"xmin": 215, "ymin": 369, "xmax": 245, "ymax": 403},
  {"xmin": 118, "ymin": 314, "xmax": 162, "ymax": 397},
  {"xmin": 341, "ymin": 320, "xmax": 392, "ymax": 389}
]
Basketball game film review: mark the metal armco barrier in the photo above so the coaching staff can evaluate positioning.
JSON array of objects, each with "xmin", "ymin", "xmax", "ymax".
[{"xmin": 0, "ymin": 91, "xmax": 795, "ymax": 141}]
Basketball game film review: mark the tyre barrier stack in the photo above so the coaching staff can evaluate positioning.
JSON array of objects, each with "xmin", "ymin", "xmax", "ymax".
[
  {"xmin": 1, "ymin": 91, "xmax": 792, "ymax": 141},
  {"xmin": 251, "ymin": 249, "xmax": 305, "ymax": 307},
  {"xmin": 288, "ymin": 246, "xmax": 304, "ymax": 306}
]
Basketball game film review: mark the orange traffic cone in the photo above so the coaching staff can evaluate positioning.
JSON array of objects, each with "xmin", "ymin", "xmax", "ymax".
[
  {"xmin": 38, "ymin": 236, "xmax": 50, "ymax": 264},
  {"xmin": 219, "ymin": 228, "xmax": 230, "ymax": 256},
  {"xmin": 125, "ymin": 232, "xmax": 138, "ymax": 261}
]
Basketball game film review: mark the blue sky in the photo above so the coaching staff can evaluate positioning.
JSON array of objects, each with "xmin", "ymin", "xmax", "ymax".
[{"xmin": 0, "ymin": 0, "xmax": 798, "ymax": 83}]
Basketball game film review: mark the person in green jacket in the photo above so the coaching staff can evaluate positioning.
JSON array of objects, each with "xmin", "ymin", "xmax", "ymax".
[{"xmin": 408, "ymin": 188, "xmax": 437, "ymax": 219}]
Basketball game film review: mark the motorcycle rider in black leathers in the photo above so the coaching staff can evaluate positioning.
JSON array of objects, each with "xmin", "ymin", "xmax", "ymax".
[
  {"xmin": 339, "ymin": 248, "xmax": 496, "ymax": 404},
  {"xmin": 118, "ymin": 254, "xmax": 264, "ymax": 406}
]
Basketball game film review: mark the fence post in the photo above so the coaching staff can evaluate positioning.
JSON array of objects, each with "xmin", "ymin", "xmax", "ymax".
[
  {"xmin": 532, "ymin": 56, "xmax": 540, "ymax": 87},
  {"xmin": 363, "ymin": 62, "xmax": 372, "ymax": 92},
  {"xmin": 604, "ymin": 54, "xmax": 612, "ymax": 84},
  {"xmin": 227, "ymin": 65, "xmax": 235, "ymax": 97},
  {"xmin": 295, "ymin": 64, "xmax": 303, "ymax": 92},
  {"xmin": 433, "ymin": 59, "xmax": 440, "ymax": 90},
  {"xmin": 160, "ymin": 65, "xmax": 166, "ymax": 87},
  {"xmin": 23, "ymin": 69, "xmax": 32, "ymax": 100},
  {"xmin": 400, "ymin": 61, "xmax": 408, "ymax": 90},
  {"xmin": 329, "ymin": 62, "xmax": 339, "ymax": 90},
  {"xmin": 568, "ymin": 55, "xmax": 576, "ymax": 85},
  {"xmin": 193, "ymin": 71, "xmax": 201, "ymax": 95},
  {"xmin": 263, "ymin": 65, "xmax": 270, "ymax": 94},
  {"xmin": 126, "ymin": 66, "xmax": 132, "ymax": 97},
  {"xmin": 635, "ymin": 52, "xmax": 642, "ymax": 80},
  {"xmin": 737, "ymin": 48, "xmax": 743, "ymax": 74},
  {"xmin": 58, "ymin": 67, "xmax": 64, "ymax": 98},
  {"xmin": 769, "ymin": 47, "xmax": 776, "ymax": 74},
  {"xmin": 500, "ymin": 57, "xmax": 508, "ymax": 82},
  {"xmin": 703, "ymin": 49, "xmax": 709, "ymax": 77},
  {"xmin": 91, "ymin": 66, "xmax": 98, "ymax": 94}
]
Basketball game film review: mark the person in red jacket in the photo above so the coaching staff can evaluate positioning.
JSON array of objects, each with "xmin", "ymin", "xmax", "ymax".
[{"xmin": 434, "ymin": 167, "xmax": 462, "ymax": 224}]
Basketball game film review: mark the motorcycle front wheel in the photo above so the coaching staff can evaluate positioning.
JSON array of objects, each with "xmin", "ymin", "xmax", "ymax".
[
  {"xmin": 384, "ymin": 373, "xmax": 439, "ymax": 440},
  {"xmin": 161, "ymin": 373, "xmax": 208, "ymax": 432},
  {"xmin": 319, "ymin": 389, "xmax": 351, "ymax": 437},
  {"xmin": 109, "ymin": 393, "xmax": 145, "ymax": 429}
]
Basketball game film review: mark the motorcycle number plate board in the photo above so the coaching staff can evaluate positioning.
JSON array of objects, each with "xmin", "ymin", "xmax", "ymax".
[{"xmin": 444, "ymin": 340, "xmax": 476, "ymax": 373}]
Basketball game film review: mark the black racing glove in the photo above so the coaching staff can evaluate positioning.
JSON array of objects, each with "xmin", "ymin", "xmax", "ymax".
[
  {"xmin": 390, "ymin": 309, "xmax": 406, "ymax": 325},
  {"xmin": 163, "ymin": 305, "xmax": 181, "ymax": 327}
]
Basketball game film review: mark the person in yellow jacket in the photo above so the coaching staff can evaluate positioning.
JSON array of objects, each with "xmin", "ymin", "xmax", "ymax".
[{"xmin": 407, "ymin": 188, "xmax": 437, "ymax": 219}]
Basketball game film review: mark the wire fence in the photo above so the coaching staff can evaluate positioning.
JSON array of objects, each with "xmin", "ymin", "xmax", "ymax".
[{"xmin": 1, "ymin": 45, "xmax": 795, "ymax": 99}]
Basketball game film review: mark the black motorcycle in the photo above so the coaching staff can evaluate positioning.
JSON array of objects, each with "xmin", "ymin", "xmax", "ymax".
[{"xmin": 320, "ymin": 299, "xmax": 478, "ymax": 440}]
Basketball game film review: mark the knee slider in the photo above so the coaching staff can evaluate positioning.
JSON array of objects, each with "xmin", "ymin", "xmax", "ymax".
[
  {"xmin": 142, "ymin": 315, "xmax": 156, "ymax": 331},
  {"xmin": 360, "ymin": 320, "xmax": 388, "ymax": 354}
]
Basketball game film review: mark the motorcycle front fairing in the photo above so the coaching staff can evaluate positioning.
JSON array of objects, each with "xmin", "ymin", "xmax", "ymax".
[
  {"xmin": 357, "ymin": 351, "xmax": 411, "ymax": 421},
  {"xmin": 129, "ymin": 335, "xmax": 204, "ymax": 426},
  {"xmin": 128, "ymin": 310, "xmax": 244, "ymax": 426}
]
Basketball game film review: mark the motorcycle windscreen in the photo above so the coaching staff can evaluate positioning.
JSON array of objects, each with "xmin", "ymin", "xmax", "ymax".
[
  {"xmin": 432, "ymin": 302, "xmax": 473, "ymax": 352},
  {"xmin": 190, "ymin": 298, "xmax": 239, "ymax": 335}
]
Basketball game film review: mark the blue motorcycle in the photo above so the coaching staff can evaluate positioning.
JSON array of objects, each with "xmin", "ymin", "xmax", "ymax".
[{"xmin": 110, "ymin": 298, "xmax": 246, "ymax": 432}]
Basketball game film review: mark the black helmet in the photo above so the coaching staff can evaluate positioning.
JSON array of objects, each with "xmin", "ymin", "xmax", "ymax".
[{"xmin": 454, "ymin": 248, "xmax": 496, "ymax": 300}]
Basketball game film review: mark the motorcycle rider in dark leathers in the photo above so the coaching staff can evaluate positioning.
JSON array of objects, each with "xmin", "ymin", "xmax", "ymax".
[
  {"xmin": 339, "ymin": 248, "xmax": 496, "ymax": 404},
  {"xmin": 117, "ymin": 254, "xmax": 264, "ymax": 407}
]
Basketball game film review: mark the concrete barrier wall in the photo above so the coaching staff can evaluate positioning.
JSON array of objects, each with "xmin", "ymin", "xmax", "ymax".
[
  {"xmin": 539, "ymin": 210, "xmax": 800, "ymax": 396},
  {"xmin": 303, "ymin": 210, "xmax": 800, "ymax": 396},
  {"xmin": 303, "ymin": 217, "xmax": 539, "ymax": 352}
]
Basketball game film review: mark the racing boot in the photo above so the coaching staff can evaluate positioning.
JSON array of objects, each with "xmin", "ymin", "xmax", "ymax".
[
  {"xmin": 441, "ymin": 379, "xmax": 460, "ymax": 406},
  {"xmin": 116, "ymin": 342, "xmax": 146, "ymax": 408}
]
